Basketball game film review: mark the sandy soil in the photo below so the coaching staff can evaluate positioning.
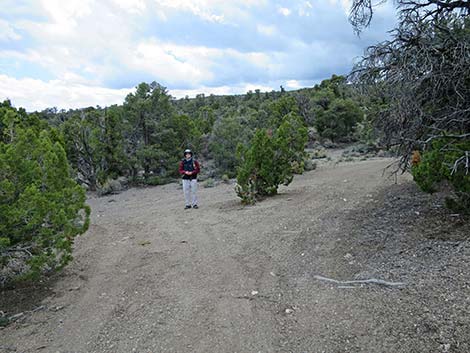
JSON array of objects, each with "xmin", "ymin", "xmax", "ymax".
[{"xmin": 1, "ymin": 157, "xmax": 469, "ymax": 353}]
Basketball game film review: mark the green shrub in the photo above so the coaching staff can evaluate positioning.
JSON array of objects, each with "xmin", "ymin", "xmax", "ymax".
[
  {"xmin": 221, "ymin": 174, "xmax": 230, "ymax": 183},
  {"xmin": 412, "ymin": 139, "xmax": 470, "ymax": 213},
  {"xmin": 304, "ymin": 159, "xmax": 317, "ymax": 171},
  {"xmin": 275, "ymin": 113, "xmax": 308, "ymax": 167},
  {"xmin": 236, "ymin": 130, "xmax": 283, "ymax": 203},
  {"xmin": 97, "ymin": 178, "xmax": 124, "ymax": 196},
  {"xmin": 291, "ymin": 160, "xmax": 305, "ymax": 174},
  {"xmin": 354, "ymin": 116, "xmax": 376, "ymax": 145},
  {"xmin": 236, "ymin": 114, "xmax": 307, "ymax": 203},
  {"xmin": 203, "ymin": 178, "xmax": 215, "ymax": 188},
  {"xmin": 311, "ymin": 148, "xmax": 327, "ymax": 159},
  {"xmin": 0, "ymin": 127, "xmax": 90, "ymax": 282},
  {"xmin": 145, "ymin": 176, "xmax": 171, "ymax": 186},
  {"xmin": 314, "ymin": 98, "xmax": 362, "ymax": 141},
  {"xmin": 209, "ymin": 115, "xmax": 251, "ymax": 176}
]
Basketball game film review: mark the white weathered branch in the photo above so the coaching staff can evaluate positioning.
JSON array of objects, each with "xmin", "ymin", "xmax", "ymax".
[{"xmin": 314, "ymin": 275, "xmax": 405, "ymax": 287}]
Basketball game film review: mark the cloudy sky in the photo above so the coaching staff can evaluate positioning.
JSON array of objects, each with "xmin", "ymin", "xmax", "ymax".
[{"xmin": 0, "ymin": 0, "xmax": 396, "ymax": 111}]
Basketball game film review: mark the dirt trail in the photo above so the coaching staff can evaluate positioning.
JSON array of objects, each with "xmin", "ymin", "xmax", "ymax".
[{"xmin": 1, "ymin": 158, "xmax": 469, "ymax": 353}]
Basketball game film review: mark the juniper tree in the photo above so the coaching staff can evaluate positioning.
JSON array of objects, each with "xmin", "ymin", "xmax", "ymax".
[
  {"xmin": 0, "ymin": 103, "xmax": 90, "ymax": 282},
  {"xmin": 236, "ymin": 113, "xmax": 308, "ymax": 203}
]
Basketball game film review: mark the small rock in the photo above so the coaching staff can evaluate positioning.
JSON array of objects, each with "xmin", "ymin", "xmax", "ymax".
[
  {"xmin": 285, "ymin": 308, "xmax": 294, "ymax": 314},
  {"xmin": 251, "ymin": 290, "xmax": 259, "ymax": 296},
  {"xmin": 344, "ymin": 253, "xmax": 353, "ymax": 260}
]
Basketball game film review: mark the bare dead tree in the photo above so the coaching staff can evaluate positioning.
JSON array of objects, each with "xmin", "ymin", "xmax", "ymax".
[
  {"xmin": 349, "ymin": 0, "xmax": 470, "ymax": 174},
  {"xmin": 350, "ymin": 0, "xmax": 470, "ymax": 34}
]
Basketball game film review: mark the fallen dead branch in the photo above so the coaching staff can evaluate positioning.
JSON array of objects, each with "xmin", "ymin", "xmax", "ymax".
[{"xmin": 314, "ymin": 275, "xmax": 405, "ymax": 287}]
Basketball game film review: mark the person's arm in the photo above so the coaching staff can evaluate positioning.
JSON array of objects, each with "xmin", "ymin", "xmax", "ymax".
[
  {"xmin": 179, "ymin": 161, "xmax": 186, "ymax": 175},
  {"xmin": 194, "ymin": 161, "xmax": 201, "ymax": 175}
]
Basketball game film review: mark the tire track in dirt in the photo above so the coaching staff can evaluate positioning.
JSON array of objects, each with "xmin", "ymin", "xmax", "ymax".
[{"xmin": 1, "ymin": 158, "xmax": 410, "ymax": 353}]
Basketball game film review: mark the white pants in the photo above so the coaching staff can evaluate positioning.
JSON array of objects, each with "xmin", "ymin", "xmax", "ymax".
[{"xmin": 182, "ymin": 179, "xmax": 198, "ymax": 206}]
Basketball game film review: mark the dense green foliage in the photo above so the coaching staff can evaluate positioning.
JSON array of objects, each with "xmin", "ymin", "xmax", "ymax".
[
  {"xmin": 35, "ymin": 75, "xmax": 366, "ymax": 188},
  {"xmin": 62, "ymin": 106, "xmax": 126, "ymax": 190},
  {"xmin": 0, "ymin": 101, "xmax": 90, "ymax": 282},
  {"xmin": 236, "ymin": 113, "xmax": 308, "ymax": 204},
  {"xmin": 310, "ymin": 75, "xmax": 364, "ymax": 142},
  {"xmin": 314, "ymin": 98, "xmax": 362, "ymax": 141},
  {"xmin": 412, "ymin": 139, "xmax": 470, "ymax": 213},
  {"xmin": 209, "ymin": 115, "xmax": 252, "ymax": 177},
  {"xmin": 57, "ymin": 82, "xmax": 204, "ymax": 190}
]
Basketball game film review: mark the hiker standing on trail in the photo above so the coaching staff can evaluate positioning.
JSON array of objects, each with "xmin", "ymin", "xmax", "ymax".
[{"xmin": 179, "ymin": 149, "xmax": 200, "ymax": 209}]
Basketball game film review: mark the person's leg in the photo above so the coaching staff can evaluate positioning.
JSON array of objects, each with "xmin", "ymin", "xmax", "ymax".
[
  {"xmin": 182, "ymin": 179, "xmax": 191, "ymax": 208},
  {"xmin": 191, "ymin": 179, "xmax": 198, "ymax": 207}
]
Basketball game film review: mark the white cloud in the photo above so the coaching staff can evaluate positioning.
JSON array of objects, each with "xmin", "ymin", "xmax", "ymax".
[
  {"xmin": 0, "ymin": 19, "xmax": 21, "ymax": 41},
  {"xmin": 170, "ymin": 82, "xmax": 275, "ymax": 98},
  {"xmin": 0, "ymin": 0, "xmax": 396, "ymax": 109},
  {"xmin": 13, "ymin": 1, "xmax": 140, "ymax": 84},
  {"xmin": 133, "ymin": 40, "xmax": 212, "ymax": 84},
  {"xmin": 37, "ymin": 0, "xmax": 93, "ymax": 35},
  {"xmin": 0, "ymin": 73, "xmax": 313, "ymax": 111},
  {"xmin": 0, "ymin": 74, "xmax": 132, "ymax": 111},
  {"xmin": 130, "ymin": 39, "xmax": 273, "ymax": 86},
  {"xmin": 40, "ymin": 0, "xmax": 93, "ymax": 21},
  {"xmin": 326, "ymin": 0, "xmax": 352, "ymax": 14},
  {"xmin": 7, "ymin": 0, "xmax": 277, "ymax": 90},
  {"xmin": 286, "ymin": 79, "xmax": 302, "ymax": 89},
  {"xmin": 9, "ymin": 1, "xmax": 270, "ymax": 89},
  {"xmin": 111, "ymin": 0, "xmax": 147, "ymax": 14},
  {"xmin": 243, "ymin": 51, "xmax": 271, "ymax": 67},
  {"xmin": 169, "ymin": 79, "xmax": 317, "ymax": 99},
  {"xmin": 155, "ymin": 0, "xmax": 226, "ymax": 23},
  {"xmin": 257, "ymin": 24, "xmax": 277, "ymax": 36},
  {"xmin": 278, "ymin": 7, "xmax": 291, "ymax": 16},
  {"xmin": 298, "ymin": 1, "xmax": 313, "ymax": 17},
  {"xmin": 153, "ymin": 0, "xmax": 268, "ymax": 24}
]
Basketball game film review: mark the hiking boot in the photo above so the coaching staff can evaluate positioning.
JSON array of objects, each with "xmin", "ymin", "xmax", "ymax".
[
  {"xmin": 192, "ymin": 205, "xmax": 199, "ymax": 209},
  {"xmin": 185, "ymin": 205, "xmax": 192, "ymax": 209}
]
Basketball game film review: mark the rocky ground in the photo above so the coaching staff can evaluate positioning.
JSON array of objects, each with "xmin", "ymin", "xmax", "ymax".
[{"xmin": 1, "ymin": 155, "xmax": 469, "ymax": 353}]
